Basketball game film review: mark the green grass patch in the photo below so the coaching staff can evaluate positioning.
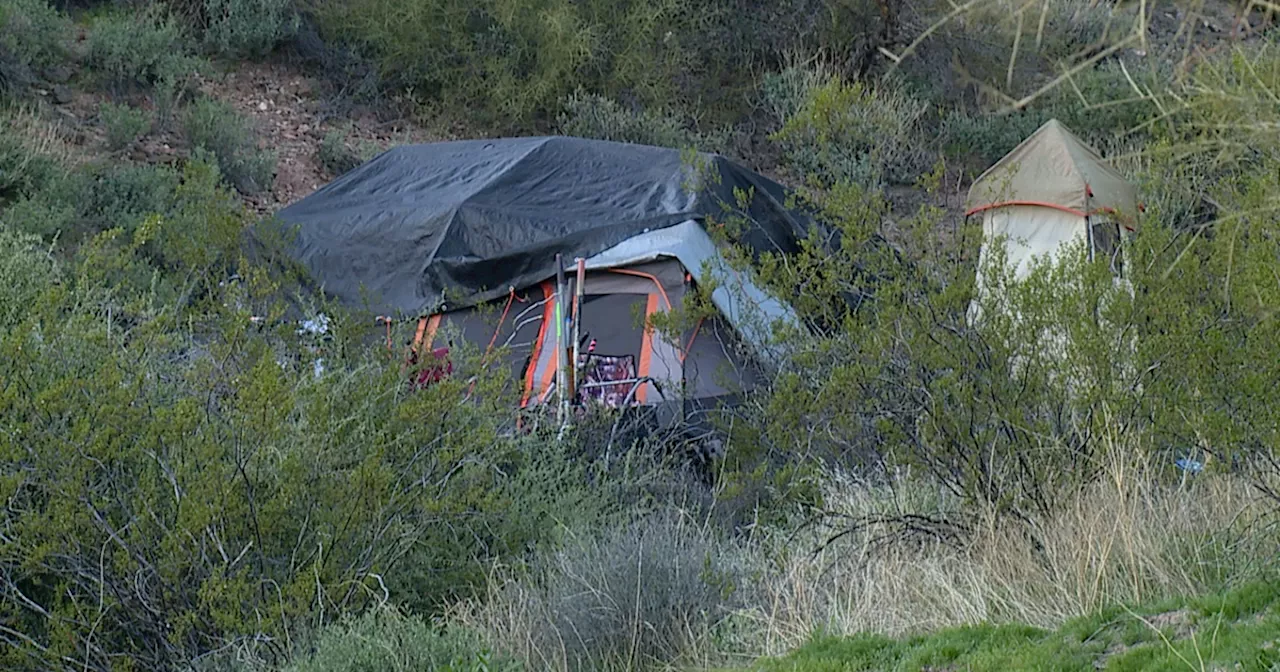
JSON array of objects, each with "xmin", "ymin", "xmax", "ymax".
[{"xmin": 742, "ymin": 580, "xmax": 1280, "ymax": 671}]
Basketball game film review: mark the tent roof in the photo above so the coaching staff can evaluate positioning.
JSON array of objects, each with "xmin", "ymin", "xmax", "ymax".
[
  {"xmin": 274, "ymin": 136, "xmax": 813, "ymax": 317},
  {"xmin": 965, "ymin": 119, "xmax": 1137, "ymax": 219}
]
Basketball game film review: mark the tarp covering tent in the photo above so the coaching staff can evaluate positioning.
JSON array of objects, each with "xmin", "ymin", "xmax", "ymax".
[
  {"xmin": 966, "ymin": 118, "xmax": 1139, "ymax": 301},
  {"xmin": 275, "ymin": 136, "xmax": 814, "ymax": 409}
]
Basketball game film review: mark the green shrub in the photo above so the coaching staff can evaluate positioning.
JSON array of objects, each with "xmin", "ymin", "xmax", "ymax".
[
  {"xmin": 283, "ymin": 606, "xmax": 513, "ymax": 672},
  {"xmin": 772, "ymin": 75, "xmax": 933, "ymax": 188},
  {"xmin": 0, "ymin": 192, "xmax": 74, "ymax": 239},
  {"xmin": 938, "ymin": 58, "xmax": 1164, "ymax": 174},
  {"xmin": 65, "ymin": 161, "xmax": 180, "ymax": 234},
  {"xmin": 0, "ymin": 0, "xmax": 69, "ymax": 94},
  {"xmin": 203, "ymin": 0, "xmax": 299, "ymax": 59},
  {"xmin": 182, "ymin": 97, "xmax": 276, "ymax": 194},
  {"xmin": 0, "ymin": 234, "xmax": 542, "ymax": 669},
  {"xmin": 0, "ymin": 224, "xmax": 58, "ymax": 329},
  {"xmin": 940, "ymin": 109, "xmax": 1051, "ymax": 170},
  {"xmin": 310, "ymin": 0, "xmax": 711, "ymax": 128},
  {"xmin": 0, "ymin": 121, "xmax": 61, "ymax": 200},
  {"xmin": 100, "ymin": 101, "xmax": 151, "ymax": 150},
  {"xmin": 759, "ymin": 63, "xmax": 834, "ymax": 129},
  {"xmin": 490, "ymin": 513, "xmax": 743, "ymax": 671},
  {"xmin": 86, "ymin": 5, "xmax": 204, "ymax": 90},
  {"xmin": 556, "ymin": 91, "xmax": 725, "ymax": 151},
  {"xmin": 316, "ymin": 128, "xmax": 368, "ymax": 177}
]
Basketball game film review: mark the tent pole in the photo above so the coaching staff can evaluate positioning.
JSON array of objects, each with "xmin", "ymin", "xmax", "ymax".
[
  {"xmin": 572, "ymin": 258, "xmax": 585, "ymax": 405},
  {"xmin": 555, "ymin": 254, "xmax": 569, "ymax": 432}
]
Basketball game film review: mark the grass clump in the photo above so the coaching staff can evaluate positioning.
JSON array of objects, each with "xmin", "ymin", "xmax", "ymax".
[
  {"xmin": 100, "ymin": 101, "xmax": 151, "ymax": 150},
  {"xmin": 182, "ymin": 96, "xmax": 275, "ymax": 194}
]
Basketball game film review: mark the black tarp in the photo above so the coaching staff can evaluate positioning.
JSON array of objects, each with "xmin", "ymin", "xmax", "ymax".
[{"xmin": 273, "ymin": 136, "xmax": 812, "ymax": 317}]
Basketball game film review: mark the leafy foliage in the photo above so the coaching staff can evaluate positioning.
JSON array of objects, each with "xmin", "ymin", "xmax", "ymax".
[
  {"xmin": 86, "ymin": 5, "xmax": 205, "ymax": 91},
  {"xmin": 307, "ymin": 0, "xmax": 901, "ymax": 129},
  {"xmin": 0, "ymin": 224, "xmax": 58, "ymax": 330},
  {"xmin": 316, "ymin": 128, "xmax": 371, "ymax": 177},
  {"xmin": 0, "ymin": 0, "xmax": 70, "ymax": 95},
  {"xmin": 203, "ymin": 0, "xmax": 299, "ymax": 59},
  {"xmin": 100, "ymin": 101, "xmax": 152, "ymax": 150},
  {"xmin": 557, "ymin": 91, "xmax": 724, "ymax": 151},
  {"xmin": 182, "ymin": 97, "xmax": 276, "ymax": 194},
  {"xmin": 772, "ymin": 75, "xmax": 933, "ymax": 188},
  {"xmin": 0, "ymin": 173, "xmax": 547, "ymax": 669},
  {"xmin": 282, "ymin": 606, "xmax": 514, "ymax": 672},
  {"xmin": 0, "ymin": 121, "xmax": 61, "ymax": 201}
]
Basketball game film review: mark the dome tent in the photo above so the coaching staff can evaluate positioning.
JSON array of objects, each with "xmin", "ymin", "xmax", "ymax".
[
  {"xmin": 275, "ymin": 136, "xmax": 815, "ymax": 410},
  {"xmin": 966, "ymin": 118, "xmax": 1139, "ymax": 310}
]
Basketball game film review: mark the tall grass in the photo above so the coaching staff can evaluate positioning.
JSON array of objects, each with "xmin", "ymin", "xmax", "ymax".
[{"xmin": 457, "ymin": 439, "xmax": 1275, "ymax": 669}]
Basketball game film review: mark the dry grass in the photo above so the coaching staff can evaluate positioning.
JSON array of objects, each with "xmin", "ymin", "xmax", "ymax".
[
  {"xmin": 1, "ymin": 104, "xmax": 80, "ymax": 165},
  {"xmin": 728, "ymin": 460, "xmax": 1271, "ymax": 659},
  {"xmin": 456, "ymin": 443, "xmax": 1275, "ymax": 670}
]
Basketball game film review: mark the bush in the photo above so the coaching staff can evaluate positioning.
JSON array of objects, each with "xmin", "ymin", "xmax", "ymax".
[
  {"xmin": 759, "ymin": 63, "xmax": 835, "ymax": 129},
  {"xmin": 100, "ymin": 101, "xmax": 151, "ymax": 150},
  {"xmin": 939, "ymin": 59, "xmax": 1164, "ymax": 173},
  {"xmin": 556, "ymin": 91, "xmax": 725, "ymax": 151},
  {"xmin": 0, "ymin": 224, "xmax": 58, "ymax": 330},
  {"xmin": 0, "ymin": 120, "xmax": 61, "ymax": 201},
  {"xmin": 940, "ymin": 108, "xmax": 1051, "ymax": 170},
  {"xmin": 316, "ymin": 128, "xmax": 370, "ymax": 177},
  {"xmin": 64, "ymin": 161, "xmax": 181, "ymax": 235},
  {"xmin": 203, "ymin": 0, "xmax": 298, "ymax": 59},
  {"xmin": 0, "ymin": 192, "xmax": 74, "ymax": 239},
  {"xmin": 772, "ymin": 75, "xmax": 933, "ymax": 188},
  {"xmin": 476, "ymin": 513, "xmax": 743, "ymax": 671},
  {"xmin": 182, "ymin": 97, "xmax": 276, "ymax": 194},
  {"xmin": 0, "ymin": 233, "xmax": 542, "ymax": 669},
  {"xmin": 282, "ymin": 606, "xmax": 513, "ymax": 672},
  {"xmin": 86, "ymin": 5, "xmax": 204, "ymax": 91},
  {"xmin": 0, "ymin": 0, "xmax": 69, "ymax": 96},
  {"xmin": 309, "ymin": 0, "xmax": 723, "ymax": 128}
]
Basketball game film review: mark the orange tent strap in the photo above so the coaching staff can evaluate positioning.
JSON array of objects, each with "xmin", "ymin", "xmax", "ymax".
[{"xmin": 965, "ymin": 201, "xmax": 1088, "ymax": 218}]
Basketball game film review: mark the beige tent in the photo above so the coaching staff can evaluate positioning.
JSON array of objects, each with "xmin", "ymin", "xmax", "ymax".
[{"xmin": 967, "ymin": 119, "xmax": 1139, "ymax": 297}]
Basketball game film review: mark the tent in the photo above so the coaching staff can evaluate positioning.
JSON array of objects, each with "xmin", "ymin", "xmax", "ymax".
[
  {"xmin": 966, "ymin": 118, "xmax": 1139, "ymax": 306},
  {"xmin": 275, "ymin": 136, "xmax": 814, "ymax": 411}
]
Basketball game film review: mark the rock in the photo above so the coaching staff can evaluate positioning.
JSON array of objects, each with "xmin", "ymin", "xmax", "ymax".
[
  {"xmin": 258, "ymin": 101, "xmax": 269, "ymax": 111},
  {"xmin": 52, "ymin": 85, "xmax": 74, "ymax": 105},
  {"xmin": 43, "ymin": 65, "xmax": 73, "ymax": 84}
]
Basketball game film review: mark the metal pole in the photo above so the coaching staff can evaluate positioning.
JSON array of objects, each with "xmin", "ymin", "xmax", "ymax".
[
  {"xmin": 572, "ymin": 257, "xmax": 585, "ymax": 402},
  {"xmin": 555, "ymin": 254, "xmax": 568, "ymax": 428}
]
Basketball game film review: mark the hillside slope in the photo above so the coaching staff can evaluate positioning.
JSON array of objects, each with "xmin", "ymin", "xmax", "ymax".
[{"xmin": 741, "ymin": 580, "xmax": 1280, "ymax": 672}]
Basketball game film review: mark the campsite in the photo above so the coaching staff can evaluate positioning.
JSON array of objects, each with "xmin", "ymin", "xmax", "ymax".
[{"xmin": 2, "ymin": 0, "xmax": 1280, "ymax": 670}]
